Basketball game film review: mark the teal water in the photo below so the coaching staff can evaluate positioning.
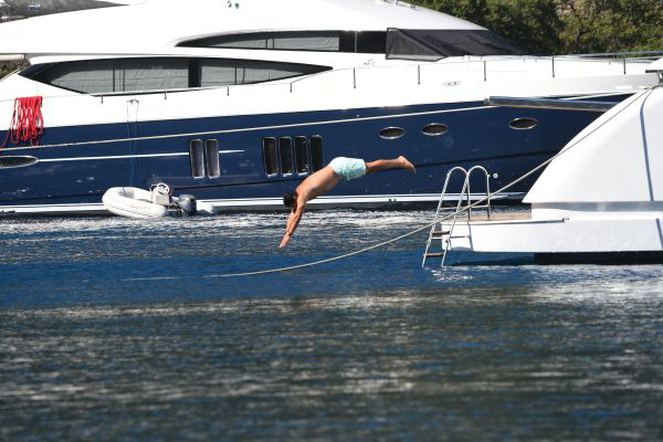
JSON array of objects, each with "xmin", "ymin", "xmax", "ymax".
[{"xmin": 1, "ymin": 211, "xmax": 663, "ymax": 440}]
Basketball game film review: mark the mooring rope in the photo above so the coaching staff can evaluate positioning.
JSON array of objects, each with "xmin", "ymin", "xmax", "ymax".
[{"xmin": 127, "ymin": 87, "xmax": 651, "ymax": 282}]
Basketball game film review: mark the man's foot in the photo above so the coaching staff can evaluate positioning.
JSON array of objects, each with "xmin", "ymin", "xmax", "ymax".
[{"xmin": 399, "ymin": 156, "xmax": 416, "ymax": 174}]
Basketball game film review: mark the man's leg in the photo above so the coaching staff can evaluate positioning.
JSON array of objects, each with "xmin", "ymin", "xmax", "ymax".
[{"xmin": 365, "ymin": 156, "xmax": 415, "ymax": 174}]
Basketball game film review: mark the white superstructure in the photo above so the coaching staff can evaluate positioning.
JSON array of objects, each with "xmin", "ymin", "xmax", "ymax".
[{"xmin": 437, "ymin": 76, "xmax": 663, "ymax": 263}]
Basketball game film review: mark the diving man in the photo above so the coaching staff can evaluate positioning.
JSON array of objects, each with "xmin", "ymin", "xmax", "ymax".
[{"xmin": 279, "ymin": 156, "xmax": 415, "ymax": 248}]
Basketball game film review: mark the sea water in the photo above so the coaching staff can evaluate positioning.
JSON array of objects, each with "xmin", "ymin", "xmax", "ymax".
[{"xmin": 1, "ymin": 210, "xmax": 662, "ymax": 440}]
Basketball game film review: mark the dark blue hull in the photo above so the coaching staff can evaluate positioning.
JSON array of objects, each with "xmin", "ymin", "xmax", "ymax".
[
  {"xmin": 0, "ymin": 100, "xmax": 601, "ymax": 212},
  {"xmin": 433, "ymin": 251, "xmax": 663, "ymax": 266}
]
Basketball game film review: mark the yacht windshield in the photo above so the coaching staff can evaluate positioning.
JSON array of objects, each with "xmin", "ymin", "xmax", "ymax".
[
  {"xmin": 386, "ymin": 29, "xmax": 526, "ymax": 61},
  {"xmin": 180, "ymin": 29, "xmax": 525, "ymax": 60},
  {"xmin": 179, "ymin": 31, "xmax": 386, "ymax": 54}
]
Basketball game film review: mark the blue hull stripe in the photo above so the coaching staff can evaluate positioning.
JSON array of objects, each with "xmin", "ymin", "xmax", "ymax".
[{"xmin": 1, "ymin": 104, "xmax": 493, "ymax": 153}]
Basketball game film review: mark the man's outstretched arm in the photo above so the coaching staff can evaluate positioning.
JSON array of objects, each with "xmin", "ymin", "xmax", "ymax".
[{"xmin": 279, "ymin": 205, "xmax": 305, "ymax": 248}]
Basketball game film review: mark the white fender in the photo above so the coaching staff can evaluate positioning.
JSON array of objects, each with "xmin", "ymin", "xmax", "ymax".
[{"xmin": 102, "ymin": 187, "xmax": 169, "ymax": 219}]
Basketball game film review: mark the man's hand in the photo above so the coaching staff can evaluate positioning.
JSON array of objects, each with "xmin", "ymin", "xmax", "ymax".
[
  {"xmin": 279, "ymin": 232, "xmax": 292, "ymax": 249},
  {"xmin": 280, "ymin": 201, "xmax": 304, "ymax": 249}
]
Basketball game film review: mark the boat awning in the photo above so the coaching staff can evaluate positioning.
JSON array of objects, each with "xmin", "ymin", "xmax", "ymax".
[{"xmin": 385, "ymin": 28, "xmax": 526, "ymax": 61}]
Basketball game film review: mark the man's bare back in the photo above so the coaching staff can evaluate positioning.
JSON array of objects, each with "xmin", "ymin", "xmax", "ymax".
[
  {"xmin": 279, "ymin": 156, "xmax": 415, "ymax": 248},
  {"xmin": 294, "ymin": 166, "xmax": 341, "ymax": 203}
]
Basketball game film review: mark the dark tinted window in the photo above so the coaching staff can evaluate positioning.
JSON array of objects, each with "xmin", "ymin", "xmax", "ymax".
[
  {"xmin": 379, "ymin": 127, "xmax": 406, "ymax": 140},
  {"xmin": 263, "ymin": 138, "xmax": 278, "ymax": 175},
  {"xmin": 509, "ymin": 117, "xmax": 538, "ymax": 130},
  {"xmin": 180, "ymin": 31, "xmax": 386, "ymax": 54},
  {"xmin": 278, "ymin": 137, "xmax": 294, "ymax": 175},
  {"xmin": 184, "ymin": 31, "xmax": 343, "ymax": 51},
  {"xmin": 0, "ymin": 156, "xmax": 38, "ymax": 169},
  {"xmin": 205, "ymin": 139, "xmax": 221, "ymax": 178},
  {"xmin": 309, "ymin": 136, "xmax": 324, "ymax": 171},
  {"xmin": 356, "ymin": 31, "xmax": 387, "ymax": 53},
  {"xmin": 294, "ymin": 136, "xmax": 310, "ymax": 174},
  {"xmin": 23, "ymin": 57, "xmax": 330, "ymax": 93},
  {"xmin": 199, "ymin": 59, "xmax": 327, "ymax": 87},
  {"xmin": 422, "ymin": 123, "xmax": 449, "ymax": 136},
  {"xmin": 386, "ymin": 29, "xmax": 526, "ymax": 61},
  {"xmin": 31, "ymin": 58, "xmax": 189, "ymax": 94},
  {"xmin": 189, "ymin": 139, "xmax": 205, "ymax": 178}
]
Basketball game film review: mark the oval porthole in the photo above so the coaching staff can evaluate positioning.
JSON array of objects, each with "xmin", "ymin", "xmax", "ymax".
[
  {"xmin": 509, "ymin": 117, "xmax": 538, "ymax": 130},
  {"xmin": 422, "ymin": 123, "xmax": 448, "ymax": 136},
  {"xmin": 0, "ymin": 156, "xmax": 39, "ymax": 169},
  {"xmin": 379, "ymin": 127, "xmax": 405, "ymax": 140}
]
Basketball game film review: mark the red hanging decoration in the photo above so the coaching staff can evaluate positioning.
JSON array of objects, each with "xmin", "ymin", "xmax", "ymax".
[{"xmin": 1, "ymin": 96, "xmax": 44, "ymax": 148}]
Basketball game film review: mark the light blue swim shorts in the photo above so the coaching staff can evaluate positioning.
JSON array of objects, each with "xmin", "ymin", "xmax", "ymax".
[{"xmin": 329, "ymin": 157, "xmax": 367, "ymax": 181}]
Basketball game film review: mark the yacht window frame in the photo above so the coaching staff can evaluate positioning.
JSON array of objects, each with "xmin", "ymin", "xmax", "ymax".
[
  {"xmin": 178, "ymin": 30, "xmax": 386, "ymax": 54},
  {"xmin": 189, "ymin": 139, "xmax": 206, "ymax": 179},
  {"xmin": 509, "ymin": 117, "xmax": 539, "ymax": 131},
  {"xmin": 309, "ymin": 135, "xmax": 324, "ymax": 172},
  {"xmin": 262, "ymin": 137, "xmax": 279, "ymax": 176},
  {"xmin": 379, "ymin": 126, "xmax": 406, "ymax": 140},
  {"xmin": 278, "ymin": 137, "xmax": 294, "ymax": 176},
  {"xmin": 205, "ymin": 139, "xmax": 221, "ymax": 178},
  {"xmin": 422, "ymin": 123, "xmax": 449, "ymax": 136},
  {"xmin": 21, "ymin": 57, "xmax": 331, "ymax": 95},
  {"xmin": 294, "ymin": 136, "xmax": 310, "ymax": 175}
]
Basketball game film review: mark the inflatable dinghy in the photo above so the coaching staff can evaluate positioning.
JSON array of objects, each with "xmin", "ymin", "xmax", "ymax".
[
  {"xmin": 102, "ymin": 186, "xmax": 169, "ymax": 219},
  {"xmin": 102, "ymin": 183, "xmax": 197, "ymax": 219}
]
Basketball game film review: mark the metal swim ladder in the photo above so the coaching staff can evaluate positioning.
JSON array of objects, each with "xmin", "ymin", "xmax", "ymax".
[{"xmin": 422, "ymin": 166, "xmax": 493, "ymax": 267}]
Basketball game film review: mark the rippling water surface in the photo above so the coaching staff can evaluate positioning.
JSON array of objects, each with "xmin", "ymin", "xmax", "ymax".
[{"xmin": 1, "ymin": 210, "xmax": 662, "ymax": 440}]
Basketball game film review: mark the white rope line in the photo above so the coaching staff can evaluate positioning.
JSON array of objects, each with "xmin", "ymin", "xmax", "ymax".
[{"xmin": 126, "ymin": 88, "xmax": 652, "ymax": 281}]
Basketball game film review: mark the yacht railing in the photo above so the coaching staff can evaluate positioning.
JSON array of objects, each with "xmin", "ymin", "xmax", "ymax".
[
  {"xmin": 547, "ymin": 51, "xmax": 663, "ymax": 77},
  {"xmin": 554, "ymin": 50, "xmax": 663, "ymax": 60},
  {"xmin": 0, "ymin": 54, "xmax": 25, "ymax": 63},
  {"xmin": 485, "ymin": 96, "xmax": 615, "ymax": 112}
]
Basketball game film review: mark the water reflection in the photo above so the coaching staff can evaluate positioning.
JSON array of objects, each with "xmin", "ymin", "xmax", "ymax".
[
  {"xmin": 2, "ymin": 286, "xmax": 663, "ymax": 439},
  {"xmin": 1, "ymin": 212, "xmax": 663, "ymax": 439}
]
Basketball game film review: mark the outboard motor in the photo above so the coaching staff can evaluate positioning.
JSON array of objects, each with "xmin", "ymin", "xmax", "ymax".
[{"xmin": 175, "ymin": 194, "xmax": 197, "ymax": 216}]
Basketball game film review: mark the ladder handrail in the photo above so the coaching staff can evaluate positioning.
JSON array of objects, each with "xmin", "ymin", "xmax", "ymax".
[
  {"xmin": 434, "ymin": 166, "xmax": 470, "ymax": 215},
  {"xmin": 465, "ymin": 165, "xmax": 492, "ymax": 220},
  {"xmin": 440, "ymin": 178, "xmax": 470, "ymax": 267},
  {"xmin": 422, "ymin": 164, "xmax": 493, "ymax": 268},
  {"xmin": 422, "ymin": 166, "xmax": 468, "ymax": 267}
]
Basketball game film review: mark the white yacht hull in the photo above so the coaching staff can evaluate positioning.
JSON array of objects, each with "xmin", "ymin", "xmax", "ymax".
[{"xmin": 442, "ymin": 215, "xmax": 663, "ymax": 254}]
